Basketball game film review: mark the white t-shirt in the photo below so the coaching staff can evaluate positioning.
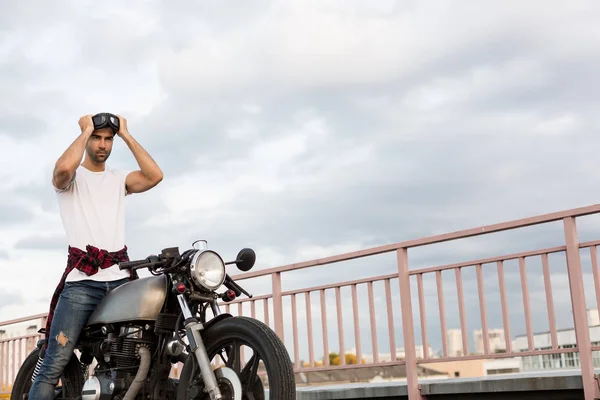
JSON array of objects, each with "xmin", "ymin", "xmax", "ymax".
[{"xmin": 54, "ymin": 165, "xmax": 132, "ymax": 282}]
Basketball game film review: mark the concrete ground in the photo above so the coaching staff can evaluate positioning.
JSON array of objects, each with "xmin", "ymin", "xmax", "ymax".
[{"xmin": 295, "ymin": 370, "xmax": 589, "ymax": 400}]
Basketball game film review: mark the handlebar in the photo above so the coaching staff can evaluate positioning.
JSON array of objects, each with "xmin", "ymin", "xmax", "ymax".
[
  {"xmin": 119, "ymin": 259, "xmax": 150, "ymax": 270},
  {"xmin": 224, "ymin": 275, "xmax": 252, "ymax": 298},
  {"xmin": 118, "ymin": 255, "xmax": 163, "ymax": 271},
  {"xmin": 118, "ymin": 254, "xmax": 253, "ymax": 299}
]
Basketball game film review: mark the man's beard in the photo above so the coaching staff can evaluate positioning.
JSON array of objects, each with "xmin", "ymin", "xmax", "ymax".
[{"xmin": 87, "ymin": 148, "xmax": 110, "ymax": 163}]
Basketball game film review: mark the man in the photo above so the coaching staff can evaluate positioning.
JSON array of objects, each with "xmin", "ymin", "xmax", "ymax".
[{"xmin": 28, "ymin": 114, "xmax": 163, "ymax": 399}]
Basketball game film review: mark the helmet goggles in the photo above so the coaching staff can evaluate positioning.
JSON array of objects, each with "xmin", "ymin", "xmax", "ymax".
[{"xmin": 92, "ymin": 113, "xmax": 120, "ymax": 134}]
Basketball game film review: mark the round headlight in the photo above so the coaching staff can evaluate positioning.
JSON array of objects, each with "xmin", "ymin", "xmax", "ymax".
[{"xmin": 189, "ymin": 250, "xmax": 226, "ymax": 290}]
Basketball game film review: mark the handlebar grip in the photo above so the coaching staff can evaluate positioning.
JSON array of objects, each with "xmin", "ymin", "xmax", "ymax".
[
  {"xmin": 225, "ymin": 281, "xmax": 242, "ymax": 297},
  {"xmin": 224, "ymin": 275, "xmax": 244, "ymax": 296},
  {"xmin": 118, "ymin": 259, "xmax": 149, "ymax": 270}
]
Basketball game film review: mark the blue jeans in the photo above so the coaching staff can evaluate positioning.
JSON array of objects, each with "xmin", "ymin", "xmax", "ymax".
[{"xmin": 28, "ymin": 278, "xmax": 128, "ymax": 400}]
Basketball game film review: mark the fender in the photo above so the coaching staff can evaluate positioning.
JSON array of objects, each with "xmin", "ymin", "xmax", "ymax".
[{"xmin": 202, "ymin": 313, "xmax": 233, "ymax": 333}]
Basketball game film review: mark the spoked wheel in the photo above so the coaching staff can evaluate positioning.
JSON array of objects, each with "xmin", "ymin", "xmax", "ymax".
[
  {"xmin": 177, "ymin": 316, "xmax": 295, "ymax": 400},
  {"xmin": 210, "ymin": 343, "xmax": 266, "ymax": 400}
]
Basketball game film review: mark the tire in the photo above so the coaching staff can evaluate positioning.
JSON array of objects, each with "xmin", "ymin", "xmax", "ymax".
[
  {"xmin": 10, "ymin": 346, "xmax": 85, "ymax": 400},
  {"xmin": 177, "ymin": 316, "xmax": 296, "ymax": 400}
]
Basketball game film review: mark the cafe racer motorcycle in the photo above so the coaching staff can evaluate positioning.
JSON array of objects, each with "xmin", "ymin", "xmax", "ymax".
[{"xmin": 11, "ymin": 242, "xmax": 296, "ymax": 399}]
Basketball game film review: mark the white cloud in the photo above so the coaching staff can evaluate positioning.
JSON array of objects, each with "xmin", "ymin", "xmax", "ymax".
[
  {"xmin": 534, "ymin": 114, "xmax": 580, "ymax": 136},
  {"xmin": 1, "ymin": 1, "xmax": 600, "ymax": 363}
]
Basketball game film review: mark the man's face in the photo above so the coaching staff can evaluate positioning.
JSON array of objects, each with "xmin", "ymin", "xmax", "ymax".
[{"xmin": 86, "ymin": 128, "xmax": 114, "ymax": 163}]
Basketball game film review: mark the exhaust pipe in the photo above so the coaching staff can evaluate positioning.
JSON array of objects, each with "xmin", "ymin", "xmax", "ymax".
[{"xmin": 122, "ymin": 346, "xmax": 151, "ymax": 400}]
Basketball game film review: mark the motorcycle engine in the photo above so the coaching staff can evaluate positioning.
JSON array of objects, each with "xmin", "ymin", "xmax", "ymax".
[
  {"xmin": 81, "ymin": 375, "xmax": 120, "ymax": 400},
  {"xmin": 110, "ymin": 324, "xmax": 157, "ymax": 368},
  {"xmin": 84, "ymin": 324, "xmax": 158, "ymax": 399}
]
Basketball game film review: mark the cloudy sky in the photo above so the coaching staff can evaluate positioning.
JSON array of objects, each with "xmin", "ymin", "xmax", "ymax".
[{"xmin": 2, "ymin": 0, "xmax": 600, "ymax": 363}]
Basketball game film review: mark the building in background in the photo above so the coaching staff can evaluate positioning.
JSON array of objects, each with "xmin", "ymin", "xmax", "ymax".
[
  {"xmin": 474, "ymin": 328, "xmax": 506, "ymax": 354},
  {"xmin": 447, "ymin": 329, "xmax": 463, "ymax": 356},
  {"xmin": 514, "ymin": 308, "xmax": 600, "ymax": 371},
  {"xmin": 588, "ymin": 308, "xmax": 600, "ymax": 326},
  {"xmin": 446, "ymin": 327, "xmax": 506, "ymax": 356}
]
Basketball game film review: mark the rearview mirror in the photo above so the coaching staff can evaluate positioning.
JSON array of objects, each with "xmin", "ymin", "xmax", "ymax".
[{"xmin": 236, "ymin": 248, "xmax": 256, "ymax": 272}]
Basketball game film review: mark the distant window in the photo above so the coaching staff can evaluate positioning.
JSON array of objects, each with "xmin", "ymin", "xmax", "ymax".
[{"xmin": 487, "ymin": 368, "xmax": 520, "ymax": 375}]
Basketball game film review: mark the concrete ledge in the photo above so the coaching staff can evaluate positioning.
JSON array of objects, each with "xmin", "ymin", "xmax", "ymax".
[
  {"xmin": 297, "ymin": 381, "xmax": 408, "ymax": 400},
  {"xmin": 296, "ymin": 370, "xmax": 588, "ymax": 400},
  {"xmin": 422, "ymin": 370, "xmax": 583, "ymax": 395}
]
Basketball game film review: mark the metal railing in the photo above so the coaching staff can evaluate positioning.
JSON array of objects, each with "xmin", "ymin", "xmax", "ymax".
[
  {"xmin": 2, "ymin": 204, "xmax": 600, "ymax": 399},
  {"xmin": 0, "ymin": 313, "xmax": 46, "ymax": 396}
]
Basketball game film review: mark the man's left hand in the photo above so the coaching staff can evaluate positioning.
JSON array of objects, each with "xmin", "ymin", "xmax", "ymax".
[{"xmin": 116, "ymin": 114, "xmax": 130, "ymax": 137}]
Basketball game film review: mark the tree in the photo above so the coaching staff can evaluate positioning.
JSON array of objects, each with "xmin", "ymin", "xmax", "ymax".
[
  {"xmin": 327, "ymin": 352, "xmax": 366, "ymax": 365},
  {"xmin": 329, "ymin": 352, "xmax": 339, "ymax": 365}
]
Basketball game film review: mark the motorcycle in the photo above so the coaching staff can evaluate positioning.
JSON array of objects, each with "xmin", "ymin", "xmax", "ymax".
[{"xmin": 11, "ymin": 242, "xmax": 296, "ymax": 399}]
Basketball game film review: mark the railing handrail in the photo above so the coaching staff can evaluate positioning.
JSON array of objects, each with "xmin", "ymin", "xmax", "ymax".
[
  {"xmin": 5, "ymin": 206, "xmax": 600, "ymax": 326},
  {"xmin": 0, "ymin": 333, "xmax": 40, "ymax": 344},
  {"xmin": 231, "ymin": 203, "xmax": 600, "ymax": 281},
  {"xmin": 0, "ymin": 312, "xmax": 46, "ymax": 329},
  {"xmin": 217, "ymin": 240, "xmax": 600, "ymax": 302}
]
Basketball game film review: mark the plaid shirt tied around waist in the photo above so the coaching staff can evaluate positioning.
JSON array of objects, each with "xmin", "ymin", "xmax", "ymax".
[{"xmin": 43, "ymin": 244, "xmax": 137, "ymax": 348}]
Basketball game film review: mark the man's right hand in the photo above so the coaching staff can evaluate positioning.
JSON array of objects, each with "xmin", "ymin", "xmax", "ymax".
[
  {"xmin": 53, "ymin": 115, "xmax": 95, "ymax": 191},
  {"xmin": 78, "ymin": 115, "xmax": 94, "ymax": 134}
]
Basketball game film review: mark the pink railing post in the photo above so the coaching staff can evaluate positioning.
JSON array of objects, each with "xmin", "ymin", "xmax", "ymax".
[
  {"xmin": 398, "ymin": 248, "xmax": 423, "ymax": 400},
  {"xmin": 271, "ymin": 272, "xmax": 284, "ymax": 339},
  {"xmin": 563, "ymin": 217, "xmax": 598, "ymax": 400}
]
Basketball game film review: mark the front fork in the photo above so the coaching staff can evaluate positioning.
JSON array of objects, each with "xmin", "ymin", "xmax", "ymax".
[{"xmin": 177, "ymin": 294, "xmax": 223, "ymax": 400}]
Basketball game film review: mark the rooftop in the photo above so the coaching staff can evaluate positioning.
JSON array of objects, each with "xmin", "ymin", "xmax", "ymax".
[{"xmin": 295, "ymin": 369, "xmax": 592, "ymax": 400}]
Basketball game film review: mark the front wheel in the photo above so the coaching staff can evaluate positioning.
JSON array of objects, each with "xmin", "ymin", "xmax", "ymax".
[{"xmin": 177, "ymin": 316, "xmax": 296, "ymax": 400}]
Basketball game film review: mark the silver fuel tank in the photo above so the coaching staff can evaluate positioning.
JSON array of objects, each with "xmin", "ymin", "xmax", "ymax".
[{"xmin": 87, "ymin": 275, "xmax": 169, "ymax": 326}]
